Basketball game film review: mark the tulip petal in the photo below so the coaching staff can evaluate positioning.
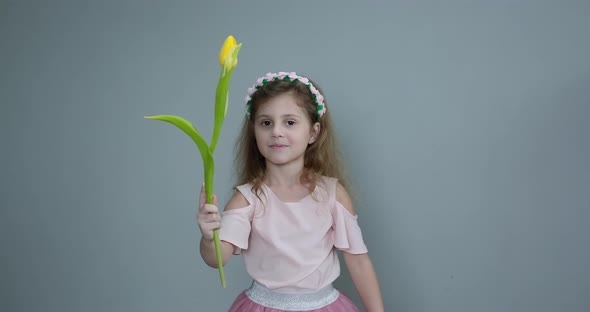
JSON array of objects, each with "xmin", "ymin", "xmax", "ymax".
[{"xmin": 218, "ymin": 35, "xmax": 237, "ymax": 66}]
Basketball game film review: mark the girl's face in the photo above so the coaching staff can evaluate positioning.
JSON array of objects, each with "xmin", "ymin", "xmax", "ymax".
[{"xmin": 253, "ymin": 93, "xmax": 320, "ymax": 169}]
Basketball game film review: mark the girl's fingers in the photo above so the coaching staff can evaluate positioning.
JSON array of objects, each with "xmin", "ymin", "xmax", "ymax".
[
  {"xmin": 203, "ymin": 221, "xmax": 221, "ymax": 231},
  {"xmin": 200, "ymin": 221, "xmax": 222, "ymax": 239},
  {"xmin": 200, "ymin": 203, "xmax": 219, "ymax": 214},
  {"xmin": 196, "ymin": 190, "xmax": 221, "ymax": 240},
  {"xmin": 200, "ymin": 212, "xmax": 220, "ymax": 223}
]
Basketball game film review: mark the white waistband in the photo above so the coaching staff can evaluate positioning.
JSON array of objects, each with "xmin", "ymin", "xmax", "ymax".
[{"xmin": 245, "ymin": 281, "xmax": 340, "ymax": 311}]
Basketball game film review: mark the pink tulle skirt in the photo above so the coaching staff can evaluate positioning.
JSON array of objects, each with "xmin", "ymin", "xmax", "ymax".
[{"xmin": 227, "ymin": 282, "xmax": 360, "ymax": 312}]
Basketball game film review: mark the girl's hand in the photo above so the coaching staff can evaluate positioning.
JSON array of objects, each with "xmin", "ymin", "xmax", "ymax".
[{"xmin": 196, "ymin": 184, "xmax": 220, "ymax": 241}]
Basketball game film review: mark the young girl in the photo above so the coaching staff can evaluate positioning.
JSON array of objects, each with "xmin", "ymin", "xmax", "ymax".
[{"xmin": 197, "ymin": 72, "xmax": 384, "ymax": 311}]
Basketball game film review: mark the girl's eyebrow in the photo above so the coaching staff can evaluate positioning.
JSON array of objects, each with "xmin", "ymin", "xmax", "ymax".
[
  {"xmin": 255, "ymin": 114, "xmax": 302, "ymax": 120},
  {"xmin": 255, "ymin": 114, "xmax": 270, "ymax": 121},
  {"xmin": 281, "ymin": 114, "xmax": 302, "ymax": 119}
]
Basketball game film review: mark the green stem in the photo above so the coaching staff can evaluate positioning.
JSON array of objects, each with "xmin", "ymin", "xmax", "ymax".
[
  {"xmin": 210, "ymin": 73, "xmax": 227, "ymax": 154},
  {"xmin": 212, "ymin": 230, "xmax": 224, "ymax": 287},
  {"xmin": 204, "ymin": 157, "xmax": 226, "ymax": 288}
]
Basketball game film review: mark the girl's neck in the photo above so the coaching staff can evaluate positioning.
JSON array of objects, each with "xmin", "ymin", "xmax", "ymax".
[{"xmin": 263, "ymin": 162, "xmax": 305, "ymax": 187}]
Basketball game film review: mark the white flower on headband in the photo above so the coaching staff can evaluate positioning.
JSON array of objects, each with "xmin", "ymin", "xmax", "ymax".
[{"xmin": 244, "ymin": 72, "xmax": 327, "ymax": 119}]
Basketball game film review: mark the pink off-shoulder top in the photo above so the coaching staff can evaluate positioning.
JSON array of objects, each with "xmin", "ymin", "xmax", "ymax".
[{"xmin": 219, "ymin": 176, "xmax": 368, "ymax": 294}]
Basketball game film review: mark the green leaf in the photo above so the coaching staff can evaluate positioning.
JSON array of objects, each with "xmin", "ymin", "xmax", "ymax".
[{"xmin": 144, "ymin": 115, "xmax": 213, "ymax": 174}]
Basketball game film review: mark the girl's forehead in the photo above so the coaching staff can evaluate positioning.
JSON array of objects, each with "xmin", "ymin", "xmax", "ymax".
[{"xmin": 255, "ymin": 93, "xmax": 306, "ymax": 116}]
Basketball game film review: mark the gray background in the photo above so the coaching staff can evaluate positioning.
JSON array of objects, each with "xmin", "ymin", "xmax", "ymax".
[{"xmin": 2, "ymin": 0, "xmax": 589, "ymax": 311}]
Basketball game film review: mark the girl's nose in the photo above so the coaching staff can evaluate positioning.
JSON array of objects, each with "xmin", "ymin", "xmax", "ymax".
[{"xmin": 271, "ymin": 125, "xmax": 283, "ymax": 137}]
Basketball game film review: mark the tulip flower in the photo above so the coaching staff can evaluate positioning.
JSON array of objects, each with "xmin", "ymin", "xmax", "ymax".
[{"xmin": 145, "ymin": 35, "xmax": 242, "ymax": 288}]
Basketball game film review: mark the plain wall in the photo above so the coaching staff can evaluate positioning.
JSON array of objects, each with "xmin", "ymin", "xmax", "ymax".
[{"xmin": 2, "ymin": 0, "xmax": 589, "ymax": 311}]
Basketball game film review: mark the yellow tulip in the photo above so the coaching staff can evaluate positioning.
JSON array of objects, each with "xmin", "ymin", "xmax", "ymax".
[{"xmin": 218, "ymin": 35, "xmax": 237, "ymax": 66}]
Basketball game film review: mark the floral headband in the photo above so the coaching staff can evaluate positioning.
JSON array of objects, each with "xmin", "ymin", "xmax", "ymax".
[{"xmin": 244, "ymin": 72, "xmax": 326, "ymax": 119}]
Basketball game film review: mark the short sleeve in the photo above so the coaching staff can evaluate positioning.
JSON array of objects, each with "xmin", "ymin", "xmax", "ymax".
[
  {"xmin": 331, "ymin": 201, "xmax": 368, "ymax": 254},
  {"xmin": 218, "ymin": 185, "xmax": 255, "ymax": 255}
]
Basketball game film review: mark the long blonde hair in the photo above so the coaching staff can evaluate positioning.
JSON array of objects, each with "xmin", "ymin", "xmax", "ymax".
[{"xmin": 233, "ymin": 77, "xmax": 349, "ymax": 199}]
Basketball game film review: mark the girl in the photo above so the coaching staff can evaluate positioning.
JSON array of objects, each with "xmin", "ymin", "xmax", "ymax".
[{"xmin": 197, "ymin": 72, "xmax": 384, "ymax": 311}]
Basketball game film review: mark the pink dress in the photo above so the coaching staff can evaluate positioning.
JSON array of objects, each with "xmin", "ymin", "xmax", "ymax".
[{"xmin": 219, "ymin": 176, "xmax": 368, "ymax": 311}]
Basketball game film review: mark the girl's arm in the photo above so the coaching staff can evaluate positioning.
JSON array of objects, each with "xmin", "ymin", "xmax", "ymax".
[
  {"xmin": 336, "ymin": 183, "xmax": 384, "ymax": 312},
  {"xmin": 199, "ymin": 236, "xmax": 234, "ymax": 268},
  {"xmin": 343, "ymin": 252, "xmax": 384, "ymax": 312},
  {"xmin": 198, "ymin": 188, "xmax": 249, "ymax": 268}
]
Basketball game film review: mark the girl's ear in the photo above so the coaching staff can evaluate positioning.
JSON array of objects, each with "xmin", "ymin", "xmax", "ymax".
[{"xmin": 309, "ymin": 122, "xmax": 321, "ymax": 144}]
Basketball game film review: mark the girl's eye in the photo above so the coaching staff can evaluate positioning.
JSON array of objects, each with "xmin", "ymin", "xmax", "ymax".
[
  {"xmin": 261, "ymin": 120, "xmax": 271, "ymax": 126},
  {"xmin": 286, "ymin": 120, "xmax": 296, "ymax": 126}
]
